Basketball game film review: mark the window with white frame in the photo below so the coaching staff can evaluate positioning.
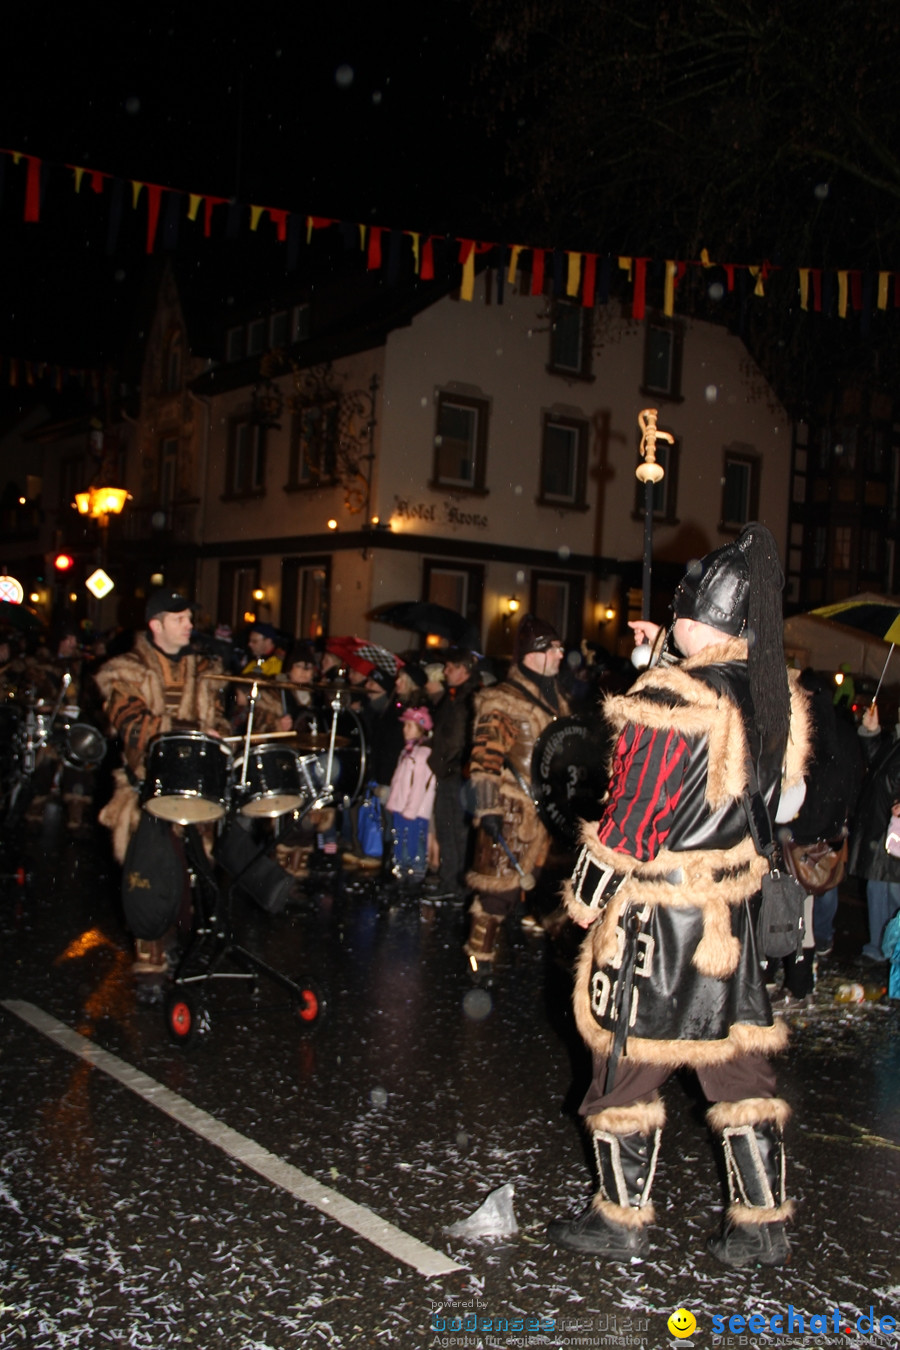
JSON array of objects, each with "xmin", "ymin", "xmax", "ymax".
[
  {"xmin": 642, "ymin": 319, "xmax": 683, "ymax": 399},
  {"xmin": 539, "ymin": 416, "xmax": 588, "ymax": 507},
  {"xmin": 227, "ymin": 419, "xmax": 266, "ymax": 497},
  {"xmin": 433, "ymin": 392, "xmax": 488, "ymax": 492},
  {"xmin": 247, "ymin": 318, "xmax": 267, "ymax": 357},
  {"xmin": 549, "ymin": 302, "xmax": 592, "ymax": 378},
  {"xmin": 288, "ymin": 403, "xmax": 339, "ymax": 487},
  {"xmin": 633, "ymin": 437, "xmax": 679, "ymax": 522},
  {"xmin": 720, "ymin": 448, "xmax": 759, "ymax": 530}
]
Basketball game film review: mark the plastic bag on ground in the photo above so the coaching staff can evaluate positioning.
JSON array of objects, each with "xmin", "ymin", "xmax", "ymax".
[{"xmin": 444, "ymin": 1182, "xmax": 518, "ymax": 1238}]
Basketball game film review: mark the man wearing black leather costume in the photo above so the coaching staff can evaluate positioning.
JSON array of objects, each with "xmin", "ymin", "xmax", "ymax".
[{"xmin": 549, "ymin": 523, "xmax": 810, "ymax": 1269}]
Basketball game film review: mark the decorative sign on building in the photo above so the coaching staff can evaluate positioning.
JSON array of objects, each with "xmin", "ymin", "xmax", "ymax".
[
  {"xmin": 393, "ymin": 497, "xmax": 489, "ymax": 530},
  {"xmin": 85, "ymin": 568, "xmax": 114, "ymax": 599}
]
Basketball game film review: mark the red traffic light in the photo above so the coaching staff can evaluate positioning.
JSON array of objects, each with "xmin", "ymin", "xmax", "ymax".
[{"xmin": 54, "ymin": 553, "xmax": 74, "ymax": 571}]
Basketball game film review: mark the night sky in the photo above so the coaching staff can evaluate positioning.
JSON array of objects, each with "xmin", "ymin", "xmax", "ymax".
[{"xmin": 0, "ymin": 5, "xmax": 487, "ymax": 367}]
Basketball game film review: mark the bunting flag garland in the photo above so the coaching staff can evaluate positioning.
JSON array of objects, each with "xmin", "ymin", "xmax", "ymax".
[
  {"xmin": 0, "ymin": 352, "xmax": 104, "ymax": 391},
  {"xmin": 2, "ymin": 143, "xmax": 900, "ymax": 334}
]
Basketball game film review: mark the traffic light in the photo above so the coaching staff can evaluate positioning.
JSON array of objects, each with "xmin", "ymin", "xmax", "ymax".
[{"xmin": 54, "ymin": 553, "xmax": 75, "ymax": 571}]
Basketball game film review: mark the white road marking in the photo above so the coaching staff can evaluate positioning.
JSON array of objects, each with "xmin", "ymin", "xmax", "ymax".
[{"xmin": 3, "ymin": 999, "xmax": 464, "ymax": 1279}]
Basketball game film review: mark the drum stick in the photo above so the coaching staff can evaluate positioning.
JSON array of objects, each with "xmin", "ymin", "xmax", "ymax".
[{"xmin": 221, "ymin": 731, "xmax": 298, "ymax": 743}]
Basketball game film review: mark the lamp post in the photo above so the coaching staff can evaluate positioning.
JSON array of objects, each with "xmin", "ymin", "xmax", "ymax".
[{"xmin": 635, "ymin": 408, "xmax": 673, "ymax": 621}]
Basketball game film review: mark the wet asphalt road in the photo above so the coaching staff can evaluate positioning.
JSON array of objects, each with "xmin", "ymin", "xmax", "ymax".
[{"xmin": 2, "ymin": 820, "xmax": 900, "ymax": 1350}]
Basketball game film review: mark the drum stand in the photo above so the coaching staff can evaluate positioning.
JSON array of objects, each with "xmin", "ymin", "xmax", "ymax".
[{"xmin": 163, "ymin": 827, "xmax": 324, "ymax": 1046}]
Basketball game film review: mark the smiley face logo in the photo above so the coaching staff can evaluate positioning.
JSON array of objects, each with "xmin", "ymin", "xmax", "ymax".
[{"xmin": 668, "ymin": 1307, "xmax": 697, "ymax": 1339}]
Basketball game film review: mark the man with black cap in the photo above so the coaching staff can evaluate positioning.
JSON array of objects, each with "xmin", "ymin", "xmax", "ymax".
[
  {"xmin": 464, "ymin": 615, "xmax": 569, "ymax": 973},
  {"xmin": 96, "ymin": 588, "xmax": 228, "ymax": 972},
  {"xmin": 548, "ymin": 523, "xmax": 810, "ymax": 1269},
  {"xmin": 242, "ymin": 621, "xmax": 283, "ymax": 677}
]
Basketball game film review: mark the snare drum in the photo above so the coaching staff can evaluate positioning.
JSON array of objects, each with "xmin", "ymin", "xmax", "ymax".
[
  {"xmin": 233, "ymin": 741, "xmax": 305, "ymax": 818},
  {"xmin": 141, "ymin": 731, "xmax": 232, "ymax": 824}
]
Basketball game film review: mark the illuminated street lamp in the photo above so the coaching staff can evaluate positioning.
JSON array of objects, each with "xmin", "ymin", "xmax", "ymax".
[
  {"xmin": 635, "ymin": 408, "xmax": 674, "ymax": 622},
  {"xmin": 73, "ymin": 485, "xmax": 131, "ymax": 522}
]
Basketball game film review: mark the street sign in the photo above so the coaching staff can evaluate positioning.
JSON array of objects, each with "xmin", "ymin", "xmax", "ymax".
[
  {"xmin": 0, "ymin": 574, "xmax": 24, "ymax": 604},
  {"xmin": 86, "ymin": 568, "xmax": 114, "ymax": 599}
]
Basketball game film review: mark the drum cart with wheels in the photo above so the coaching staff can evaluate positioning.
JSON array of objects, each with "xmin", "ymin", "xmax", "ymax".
[{"xmin": 163, "ymin": 822, "xmax": 325, "ymax": 1046}]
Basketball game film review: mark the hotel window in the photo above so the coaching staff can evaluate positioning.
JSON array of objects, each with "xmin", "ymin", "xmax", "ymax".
[
  {"xmin": 539, "ymin": 416, "xmax": 588, "ymax": 509},
  {"xmin": 226, "ymin": 419, "xmax": 266, "ymax": 497},
  {"xmin": 642, "ymin": 318, "xmax": 684, "ymax": 400},
  {"xmin": 720, "ymin": 449, "xmax": 759, "ymax": 531},
  {"xmin": 288, "ymin": 403, "xmax": 339, "ymax": 487},
  {"xmin": 633, "ymin": 437, "xmax": 680, "ymax": 523},
  {"xmin": 548, "ymin": 302, "xmax": 592, "ymax": 379},
  {"xmin": 432, "ymin": 392, "xmax": 489, "ymax": 492}
]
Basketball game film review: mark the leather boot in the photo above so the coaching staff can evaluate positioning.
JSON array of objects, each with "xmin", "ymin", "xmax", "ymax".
[
  {"xmin": 706, "ymin": 1097, "xmax": 793, "ymax": 1268},
  {"xmin": 463, "ymin": 897, "xmax": 501, "ymax": 977},
  {"xmin": 548, "ymin": 1100, "xmax": 664, "ymax": 1258}
]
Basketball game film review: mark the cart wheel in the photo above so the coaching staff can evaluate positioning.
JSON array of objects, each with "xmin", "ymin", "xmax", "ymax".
[
  {"xmin": 294, "ymin": 977, "xmax": 325, "ymax": 1029},
  {"xmin": 165, "ymin": 988, "xmax": 199, "ymax": 1046}
]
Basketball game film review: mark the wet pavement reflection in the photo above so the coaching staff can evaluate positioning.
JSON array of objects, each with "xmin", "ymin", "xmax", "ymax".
[{"xmin": 2, "ymin": 823, "xmax": 899, "ymax": 1348}]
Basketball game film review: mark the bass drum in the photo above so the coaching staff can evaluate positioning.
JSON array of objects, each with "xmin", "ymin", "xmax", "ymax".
[
  {"xmin": 531, "ymin": 714, "xmax": 612, "ymax": 848},
  {"xmin": 296, "ymin": 707, "xmax": 367, "ymax": 807}
]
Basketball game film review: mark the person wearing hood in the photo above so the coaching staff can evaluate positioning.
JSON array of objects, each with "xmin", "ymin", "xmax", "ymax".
[
  {"xmin": 464, "ymin": 614, "xmax": 568, "ymax": 975},
  {"xmin": 549, "ymin": 524, "xmax": 810, "ymax": 1270}
]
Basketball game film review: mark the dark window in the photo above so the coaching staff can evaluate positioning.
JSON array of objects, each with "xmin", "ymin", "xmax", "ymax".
[
  {"xmin": 539, "ymin": 416, "xmax": 588, "ymax": 508},
  {"xmin": 247, "ymin": 319, "xmax": 267, "ymax": 356},
  {"xmin": 288, "ymin": 403, "xmax": 339, "ymax": 487},
  {"xmin": 642, "ymin": 319, "xmax": 684, "ymax": 399},
  {"xmin": 164, "ymin": 331, "xmax": 183, "ymax": 393},
  {"xmin": 422, "ymin": 559, "xmax": 484, "ymax": 643},
  {"xmin": 269, "ymin": 311, "xmax": 290, "ymax": 348},
  {"xmin": 720, "ymin": 449, "xmax": 760, "ymax": 531},
  {"xmin": 226, "ymin": 419, "xmax": 266, "ymax": 497},
  {"xmin": 217, "ymin": 560, "xmax": 261, "ymax": 631},
  {"xmin": 159, "ymin": 437, "xmax": 178, "ymax": 510},
  {"xmin": 292, "ymin": 304, "xmax": 311, "ymax": 342},
  {"xmin": 632, "ymin": 437, "xmax": 680, "ymax": 523},
  {"xmin": 226, "ymin": 327, "xmax": 244, "ymax": 362},
  {"xmin": 432, "ymin": 392, "xmax": 489, "ymax": 492},
  {"xmin": 281, "ymin": 556, "xmax": 331, "ymax": 640},
  {"xmin": 60, "ymin": 455, "xmax": 86, "ymax": 512},
  {"xmin": 832, "ymin": 525, "xmax": 853, "ymax": 571},
  {"xmin": 548, "ymin": 302, "xmax": 592, "ymax": 379},
  {"xmin": 529, "ymin": 570, "xmax": 585, "ymax": 645}
]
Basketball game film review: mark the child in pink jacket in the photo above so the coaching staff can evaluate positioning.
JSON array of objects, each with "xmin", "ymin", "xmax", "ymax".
[{"xmin": 386, "ymin": 705, "xmax": 436, "ymax": 882}]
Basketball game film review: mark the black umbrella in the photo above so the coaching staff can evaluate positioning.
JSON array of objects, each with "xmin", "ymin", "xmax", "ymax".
[
  {"xmin": 0, "ymin": 600, "xmax": 42, "ymax": 632},
  {"xmin": 375, "ymin": 601, "xmax": 480, "ymax": 651}
]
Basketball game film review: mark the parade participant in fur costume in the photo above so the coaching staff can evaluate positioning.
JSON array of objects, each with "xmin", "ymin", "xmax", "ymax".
[
  {"xmin": 549, "ymin": 523, "xmax": 810, "ymax": 1269},
  {"xmin": 96, "ymin": 589, "xmax": 229, "ymax": 972},
  {"xmin": 464, "ymin": 615, "xmax": 569, "ymax": 974}
]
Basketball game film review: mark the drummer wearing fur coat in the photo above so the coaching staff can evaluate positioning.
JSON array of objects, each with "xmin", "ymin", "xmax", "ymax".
[
  {"xmin": 548, "ymin": 524, "xmax": 810, "ymax": 1270},
  {"xmin": 464, "ymin": 614, "xmax": 569, "ymax": 975},
  {"xmin": 95, "ymin": 589, "xmax": 228, "ymax": 971}
]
